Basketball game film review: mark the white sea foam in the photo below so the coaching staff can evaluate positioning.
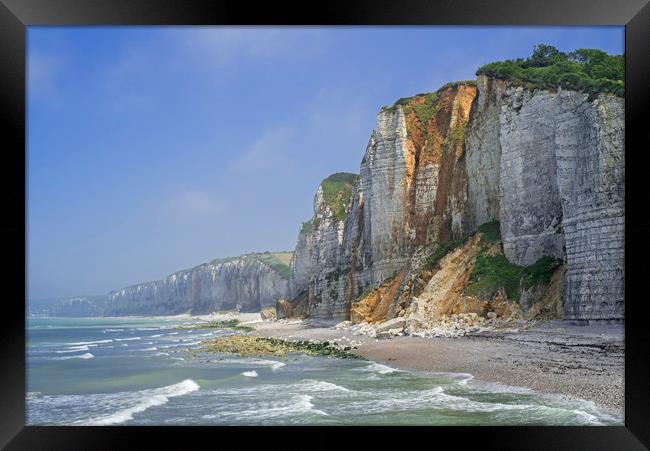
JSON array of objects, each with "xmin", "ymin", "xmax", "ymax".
[
  {"xmin": 55, "ymin": 352, "xmax": 94, "ymax": 360},
  {"xmin": 202, "ymin": 394, "xmax": 328, "ymax": 421},
  {"xmin": 138, "ymin": 347, "xmax": 158, "ymax": 352},
  {"xmin": 26, "ymin": 392, "xmax": 41, "ymax": 400},
  {"xmin": 246, "ymin": 359, "xmax": 286, "ymax": 371},
  {"xmin": 115, "ymin": 337, "xmax": 141, "ymax": 341},
  {"xmin": 136, "ymin": 328, "xmax": 159, "ymax": 331},
  {"xmin": 362, "ymin": 362, "xmax": 400, "ymax": 374},
  {"xmin": 466, "ymin": 380, "xmax": 536, "ymax": 394},
  {"xmin": 104, "ymin": 329, "xmax": 124, "ymax": 332},
  {"xmin": 56, "ymin": 345, "xmax": 90, "ymax": 353},
  {"xmin": 297, "ymin": 380, "xmax": 351, "ymax": 392},
  {"xmin": 291, "ymin": 394, "xmax": 328, "ymax": 416},
  {"xmin": 67, "ymin": 340, "xmax": 112, "ymax": 345},
  {"xmin": 241, "ymin": 370, "xmax": 258, "ymax": 377},
  {"xmin": 79, "ymin": 379, "xmax": 200, "ymax": 426},
  {"xmin": 151, "ymin": 334, "xmax": 162, "ymax": 338}
]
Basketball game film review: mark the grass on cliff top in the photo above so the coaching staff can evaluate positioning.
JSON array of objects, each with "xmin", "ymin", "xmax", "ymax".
[
  {"xmin": 476, "ymin": 44, "xmax": 624, "ymax": 98},
  {"xmin": 320, "ymin": 172, "xmax": 358, "ymax": 222},
  {"xmin": 388, "ymin": 80, "xmax": 477, "ymax": 124},
  {"xmin": 252, "ymin": 252, "xmax": 292, "ymax": 280},
  {"xmin": 392, "ymin": 91, "xmax": 443, "ymax": 126},
  {"xmin": 405, "ymin": 92, "xmax": 442, "ymax": 125},
  {"xmin": 172, "ymin": 251, "xmax": 291, "ymax": 279}
]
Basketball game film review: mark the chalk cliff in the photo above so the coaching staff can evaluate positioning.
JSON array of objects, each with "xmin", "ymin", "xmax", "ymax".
[
  {"xmin": 42, "ymin": 252, "xmax": 291, "ymax": 316},
  {"xmin": 287, "ymin": 75, "xmax": 624, "ymax": 323},
  {"xmin": 287, "ymin": 82, "xmax": 478, "ymax": 321},
  {"xmin": 463, "ymin": 75, "xmax": 624, "ymax": 321}
]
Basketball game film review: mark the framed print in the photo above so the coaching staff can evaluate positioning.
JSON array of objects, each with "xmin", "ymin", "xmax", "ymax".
[{"xmin": 1, "ymin": 0, "xmax": 649, "ymax": 448}]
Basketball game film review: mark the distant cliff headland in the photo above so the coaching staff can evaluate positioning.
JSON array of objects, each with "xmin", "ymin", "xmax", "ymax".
[
  {"xmin": 31, "ymin": 252, "xmax": 292, "ymax": 316},
  {"xmin": 36, "ymin": 45, "xmax": 624, "ymax": 324}
]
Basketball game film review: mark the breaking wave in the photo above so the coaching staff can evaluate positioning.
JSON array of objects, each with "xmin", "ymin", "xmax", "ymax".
[
  {"xmin": 78, "ymin": 379, "xmax": 200, "ymax": 426},
  {"xmin": 67, "ymin": 340, "xmax": 112, "ymax": 345},
  {"xmin": 55, "ymin": 352, "xmax": 94, "ymax": 360},
  {"xmin": 361, "ymin": 362, "xmax": 401, "ymax": 374},
  {"xmin": 56, "ymin": 345, "xmax": 90, "ymax": 353}
]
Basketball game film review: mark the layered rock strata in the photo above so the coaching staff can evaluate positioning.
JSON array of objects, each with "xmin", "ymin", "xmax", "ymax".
[
  {"xmin": 289, "ymin": 76, "xmax": 624, "ymax": 322},
  {"xmin": 43, "ymin": 253, "xmax": 291, "ymax": 316},
  {"xmin": 463, "ymin": 76, "xmax": 624, "ymax": 320},
  {"xmin": 289, "ymin": 83, "xmax": 478, "ymax": 320}
]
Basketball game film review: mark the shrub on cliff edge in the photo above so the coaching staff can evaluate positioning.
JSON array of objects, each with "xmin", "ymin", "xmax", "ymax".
[{"xmin": 476, "ymin": 44, "xmax": 624, "ymax": 98}]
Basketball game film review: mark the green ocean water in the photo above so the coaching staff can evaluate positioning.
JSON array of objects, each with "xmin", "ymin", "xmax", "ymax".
[{"xmin": 26, "ymin": 317, "xmax": 622, "ymax": 426}]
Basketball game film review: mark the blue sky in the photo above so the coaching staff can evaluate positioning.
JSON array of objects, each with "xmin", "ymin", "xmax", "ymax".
[{"xmin": 27, "ymin": 26, "xmax": 624, "ymax": 299}]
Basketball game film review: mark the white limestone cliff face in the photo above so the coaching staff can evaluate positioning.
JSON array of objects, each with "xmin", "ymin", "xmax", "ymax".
[
  {"xmin": 463, "ymin": 75, "xmax": 624, "ymax": 320},
  {"xmin": 44, "ymin": 295, "xmax": 109, "ymax": 317},
  {"xmin": 46, "ymin": 255, "xmax": 290, "ymax": 316},
  {"xmin": 288, "ymin": 221, "xmax": 313, "ymax": 298},
  {"xmin": 299, "ymin": 179, "xmax": 357, "ymax": 320},
  {"xmin": 290, "ymin": 84, "xmax": 477, "ymax": 321},
  {"xmin": 549, "ymin": 92, "xmax": 624, "ymax": 321},
  {"xmin": 291, "ymin": 76, "xmax": 623, "ymax": 322},
  {"xmin": 463, "ymin": 76, "xmax": 506, "ymax": 232}
]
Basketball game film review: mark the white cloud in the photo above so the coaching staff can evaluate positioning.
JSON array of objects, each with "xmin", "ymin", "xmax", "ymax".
[
  {"xmin": 230, "ymin": 126, "xmax": 296, "ymax": 173},
  {"xmin": 165, "ymin": 190, "xmax": 222, "ymax": 222},
  {"xmin": 181, "ymin": 27, "xmax": 327, "ymax": 67}
]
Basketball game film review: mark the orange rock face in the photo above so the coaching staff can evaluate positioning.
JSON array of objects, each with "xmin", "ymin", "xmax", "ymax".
[
  {"xmin": 401, "ymin": 83, "xmax": 477, "ymax": 248},
  {"xmin": 350, "ymin": 270, "xmax": 405, "ymax": 324}
]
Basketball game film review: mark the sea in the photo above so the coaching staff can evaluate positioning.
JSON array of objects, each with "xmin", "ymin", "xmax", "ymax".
[{"xmin": 26, "ymin": 316, "xmax": 622, "ymax": 426}]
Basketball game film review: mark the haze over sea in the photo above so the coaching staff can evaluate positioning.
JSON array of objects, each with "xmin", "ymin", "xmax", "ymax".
[{"xmin": 27, "ymin": 316, "xmax": 620, "ymax": 426}]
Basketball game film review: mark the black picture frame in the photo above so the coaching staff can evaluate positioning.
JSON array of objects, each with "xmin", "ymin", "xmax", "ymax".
[{"xmin": 2, "ymin": 0, "xmax": 648, "ymax": 449}]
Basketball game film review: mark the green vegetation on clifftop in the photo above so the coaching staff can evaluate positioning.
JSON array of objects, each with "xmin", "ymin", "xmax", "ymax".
[
  {"xmin": 388, "ymin": 80, "xmax": 477, "ymax": 125},
  {"xmin": 477, "ymin": 44, "xmax": 624, "ymax": 98},
  {"xmin": 320, "ymin": 172, "xmax": 358, "ymax": 221},
  {"xmin": 253, "ymin": 251, "xmax": 292, "ymax": 280}
]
